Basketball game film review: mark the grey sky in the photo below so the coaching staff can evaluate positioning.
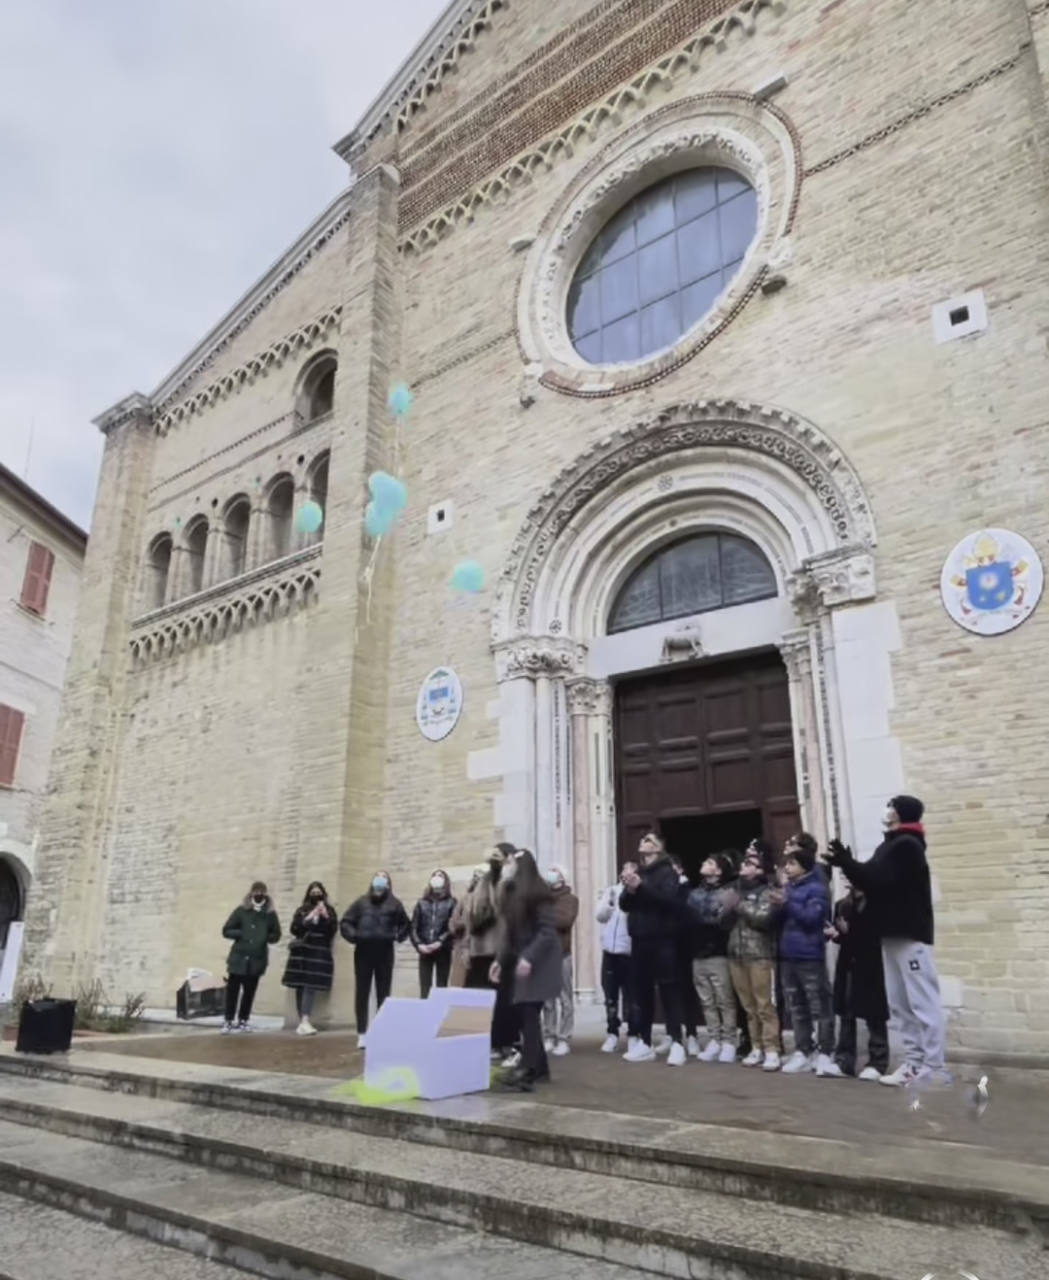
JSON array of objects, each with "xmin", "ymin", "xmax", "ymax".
[{"xmin": 0, "ymin": 0, "xmax": 450, "ymax": 530}]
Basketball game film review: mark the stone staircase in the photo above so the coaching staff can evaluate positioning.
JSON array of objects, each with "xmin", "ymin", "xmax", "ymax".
[{"xmin": 0, "ymin": 1050, "xmax": 1045, "ymax": 1280}]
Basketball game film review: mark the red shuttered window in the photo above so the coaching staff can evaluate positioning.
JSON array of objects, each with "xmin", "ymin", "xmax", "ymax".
[
  {"xmin": 20, "ymin": 541, "xmax": 55, "ymax": 616},
  {"xmin": 0, "ymin": 704, "xmax": 25, "ymax": 787}
]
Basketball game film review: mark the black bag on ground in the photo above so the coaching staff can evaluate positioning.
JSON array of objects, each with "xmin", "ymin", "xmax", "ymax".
[
  {"xmin": 16, "ymin": 998, "xmax": 76, "ymax": 1054},
  {"xmin": 176, "ymin": 979, "xmax": 226, "ymax": 1020}
]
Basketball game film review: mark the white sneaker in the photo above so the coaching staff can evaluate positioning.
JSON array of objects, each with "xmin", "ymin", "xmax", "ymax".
[
  {"xmin": 880, "ymin": 1062, "xmax": 919, "ymax": 1087},
  {"xmin": 782, "ymin": 1050, "xmax": 814, "ymax": 1074},
  {"xmin": 816, "ymin": 1054, "xmax": 844, "ymax": 1077},
  {"xmin": 543, "ymin": 1038, "xmax": 556, "ymax": 1053},
  {"xmin": 761, "ymin": 1051, "xmax": 781, "ymax": 1071},
  {"xmin": 600, "ymin": 1035, "xmax": 619, "ymax": 1054},
  {"xmin": 686, "ymin": 1035, "xmax": 701, "ymax": 1058},
  {"xmin": 296, "ymin": 1018, "xmax": 317, "ymax": 1037},
  {"xmin": 624, "ymin": 1042, "xmax": 657, "ymax": 1063},
  {"xmin": 501, "ymin": 1050, "xmax": 521, "ymax": 1069},
  {"xmin": 718, "ymin": 1042, "xmax": 738, "ymax": 1064},
  {"xmin": 654, "ymin": 1036, "xmax": 672, "ymax": 1056},
  {"xmin": 220, "ymin": 1021, "xmax": 235, "ymax": 1035},
  {"xmin": 622, "ymin": 1036, "xmax": 640, "ymax": 1058},
  {"xmin": 667, "ymin": 1042, "xmax": 687, "ymax": 1067},
  {"xmin": 858, "ymin": 1065, "xmax": 882, "ymax": 1082},
  {"xmin": 698, "ymin": 1039, "xmax": 722, "ymax": 1062},
  {"xmin": 741, "ymin": 1049, "xmax": 763, "ymax": 1067},
  {"xmin": 552, "ymin": 1039, "xmax": 571, "ymax": 1057},
  {"xmin": 236, "ymin": 1021, "xmax": 252, "ymax": 1034},
  {"xmin": 357, "ymin": 1033, "xmax": 367, "ymax": 1050}
]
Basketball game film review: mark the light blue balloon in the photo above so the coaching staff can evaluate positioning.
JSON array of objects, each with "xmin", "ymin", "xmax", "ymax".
[
  {"xmin": 451, "ymin": 559, "xmax": 485, "ymax": 593},
  {"xmin": 368, "ymin": 471, "xmax": 407, "ymax": 513},
  {"xmin": 365, "ymin": 501, "xmax": 397, "ymax": 538},
  {"xmin": 388, "ymin": 384, "xmax": 414, "ymax": 417},
  {"xmin": 295, "ymin": 500, "xmax": 323, "ymax": 534}
]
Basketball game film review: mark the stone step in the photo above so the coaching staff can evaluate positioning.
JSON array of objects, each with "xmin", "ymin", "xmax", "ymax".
[
  {"xmin": 0, "ymin": 1049, "xmax": 1045, "ymax": 1238},
  {"xmin": 0, "ymin": 1124, "xmax": 650, "ymax": 1280},
  {"xmin": 0, "ymin": 1189, "xmax": 243, "ymax": 1280},
  {"xmin": 0, "ymin": 1079, "xmax": 1044, "ymax": 1280}
]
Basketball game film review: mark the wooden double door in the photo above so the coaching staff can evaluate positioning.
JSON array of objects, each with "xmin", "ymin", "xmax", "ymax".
[{"xmin": 614, "ymin": 651, "xmax": 800, "ymax": 874}]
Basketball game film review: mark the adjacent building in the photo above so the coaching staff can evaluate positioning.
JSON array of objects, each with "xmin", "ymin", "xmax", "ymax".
[
  {"xmin": 0, "ymin": 464, "xmax": 86, "ymax": 999},
  {"xmin": 23, "ymin": 0, "xmax": 1049, "ymax": 1059}
]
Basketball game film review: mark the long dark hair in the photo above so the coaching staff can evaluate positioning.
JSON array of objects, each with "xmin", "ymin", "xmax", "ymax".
[
  {"xmin": 498, "ymin": 847, "xmax": 551, "ymax": 945},
  {"xmin": 301, "ymin": 880, "xmax": 329, "ymax": 906}
]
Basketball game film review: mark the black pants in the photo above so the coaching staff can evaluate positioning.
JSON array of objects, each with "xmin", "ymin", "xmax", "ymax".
[
  {"xmin": 465, "ymin": 954, "xmax": 494, "ymax": 989},
  {"xmin": 354, "ymin": 941, "xmax": 394, "ymax": 1034},
  {"xmin": 679, "ymin": 946, "xmax": 703, "ymax": 1038},
  {"xmin": 836, "ymin": 1016, "xmax": 889, "ymax": 1074},
  {"xmin": 519, "ymin": 1002, "xmax": 549, "ymax": 1079},
  {"xmin": 418, "ymin": 949, "xmax": 451, "ymax": 998},
  {"xmin": 492, "ymin": 963, "xmax": 521, "ymax": 1051},
  {"xmin": 634, "ymin": 940, "xmax": 684, "ymax": 1046},
  {"xmin": 601, "ymin": 952, "xmax": 639, "ymax": 1037},
  {"xmin": 225, "ymin": 974, "xmax": 259, "ymax": 1024}
]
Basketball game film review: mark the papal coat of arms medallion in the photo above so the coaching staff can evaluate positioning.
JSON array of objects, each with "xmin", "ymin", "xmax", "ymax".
[{"xmin": 940, "ymin": 528, "xmax": 1043, "ymax": 635}]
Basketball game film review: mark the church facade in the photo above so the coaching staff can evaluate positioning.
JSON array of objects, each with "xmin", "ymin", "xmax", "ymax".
[{"xmin": 25, "ymin": 0, "xmax": 1049, "ymax": 1060}]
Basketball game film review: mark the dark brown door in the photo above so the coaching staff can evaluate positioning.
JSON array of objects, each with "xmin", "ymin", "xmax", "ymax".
[{"xmin": 614, "ymin": 651, "xmax": 799, "ymax": 864}]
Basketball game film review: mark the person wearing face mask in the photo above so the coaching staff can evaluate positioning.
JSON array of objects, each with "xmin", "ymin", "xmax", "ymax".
[
  {"xmin": 540, "ymin": 864, "xmax": 579, "ymax": 1057},
  {"xmin": 410, "ymin": 869, "xmax": 458, "ymax": 997},
  {"xmin": 221, "ymin": 881, "xmax": 281, "ymax": 1034},
  {"xmin": 339, "ymin": 870, "xmax": 410, "ymax": 1049},
  {"xmin": 827, "ymin": 795, "xmax": 948, "ymax": 1087},
  {"xmin": 282, "ymin": 881, "xmax": 337, "ymax": 1036}
]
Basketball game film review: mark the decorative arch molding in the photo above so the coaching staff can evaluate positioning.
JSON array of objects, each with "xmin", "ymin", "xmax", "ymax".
[{"xmin": 493, "ymin": 399, "xmax": 876, "ymax": 645}]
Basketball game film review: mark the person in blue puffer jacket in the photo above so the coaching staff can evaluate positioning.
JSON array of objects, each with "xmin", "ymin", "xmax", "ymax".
[{"xmin": 773, "ymin": 834, "xmax": 837, "ymax": 1078}]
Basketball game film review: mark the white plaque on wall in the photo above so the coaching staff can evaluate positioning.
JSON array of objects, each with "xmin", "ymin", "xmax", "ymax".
[
  {"xmin": 940, "ymin": 528, "xmax": 1043, "ymax": 635},
  {"xmin": 416, "ymin": 667, "xmax": 463, "ymax": 741}
]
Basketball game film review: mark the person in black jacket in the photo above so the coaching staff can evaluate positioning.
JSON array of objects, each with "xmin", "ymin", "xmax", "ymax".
[
  {"xmin": 282, "ymin": 880, "xmax": 337, "ymax": 1036},
  {"xmin": 410, "ymin": 869, "xmax": 457, "ymax": 997},
  {"xmin": 339, "ymin": 870, "xmax": 410, "ymax": 1048},
  {"xmin": 620, "ymin": 833, "xmax": 687, "ymax": 1066},
  {"xmin": 825, "ymin": 886, "xmax": 889, "ymax": 1079},
  {"xmin": 827, "ymin": 794, "xmax": 948, "ymax": 1087}
]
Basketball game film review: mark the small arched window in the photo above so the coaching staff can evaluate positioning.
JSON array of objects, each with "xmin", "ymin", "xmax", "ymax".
[
  {"xmin": 306, "ymin": 451, "xmax": 329, "ymax": 541},
  {"xmin": 221, "ymin": 496, "xmax": 251, "ymax": 580},
  {"xmin": 297, "ymin": 353, "xmax": 337, "ymax": 422},
  {"xmin": 146, "ymin": 533, "xmax": 172, "ymax": 610},
  {"xmin": 567, "ymin": 167, "xmax": 758, "ymax": 365},
  {"xmin": 184, "ymin": 518, "xmax": 209, "ymax": 596},
  {"xmin": 609, "ymin": 533, "xmax": 777, "ymax": 634},
  {"xmin": 265, "ymin": 475, "xmax": 294, "ymax": 562}
]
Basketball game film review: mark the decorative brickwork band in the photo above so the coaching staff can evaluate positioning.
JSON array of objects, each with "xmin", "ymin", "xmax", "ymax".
[{"xmin": 129, "ymin": 546, "xmax": 321, "ymax": 667}]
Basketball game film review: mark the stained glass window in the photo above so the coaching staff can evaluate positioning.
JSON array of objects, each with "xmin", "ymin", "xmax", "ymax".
[{"xmin": 609, "ymin": 533, "xmax": 776, "ymax": 633}]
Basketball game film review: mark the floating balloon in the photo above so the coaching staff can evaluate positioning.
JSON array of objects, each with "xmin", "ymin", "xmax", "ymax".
[
  {"xmin": 388, "ymin": 384, "xmax": 414, "ymax": 418},
  {"xmin": 451, "ymin": 560, "xmax": 485, "ymax": 593},
  {"xmin": 295, "ymin": 500, "xmax": 324, "ymax": 534},
  {"xmin": 368, "ymin": 471, "xmax": 407, "ymax": 513},
  {"xmin": 365, "ymin": 501, "xmax": 398, "ymax": 538}
]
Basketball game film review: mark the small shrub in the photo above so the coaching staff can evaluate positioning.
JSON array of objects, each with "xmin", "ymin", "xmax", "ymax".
[
  {"xmin": 11, "ymin": 974, "xmax": 52, "ymax": 1019},
  {"xmin": 102, "ymin": 990, "xmax": 146, "ymax": 1034},
  {"xmin": 73, "ymin": 979, "xmax": 107, "ymax": 1030}
]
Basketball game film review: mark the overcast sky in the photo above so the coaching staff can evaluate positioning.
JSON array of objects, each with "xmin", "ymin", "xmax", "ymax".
[{"xmin": 0, "ymin": 0, "xmax": 449, "ymax": 530}]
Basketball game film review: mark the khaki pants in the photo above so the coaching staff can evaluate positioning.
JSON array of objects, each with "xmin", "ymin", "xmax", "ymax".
[
  {"xmin": 691, "ymin": 956, "xmax": 736, "ymax": 1041},
  {"xmin": 728, "ymin": 959, "xmax": 780, "ymax": 1054}
]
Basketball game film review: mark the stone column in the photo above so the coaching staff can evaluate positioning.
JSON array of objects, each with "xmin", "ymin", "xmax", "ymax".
[
  {"xmin": 566, "ymin": 677, "xmax": 613, "ymax": 1001},
  {"xmin": 777, "ymin": 627, "xmax": 826, "ymax": 840},
  {"xmin": 23, "ymin": 394, "xmax": 158, "ymax": 991}
]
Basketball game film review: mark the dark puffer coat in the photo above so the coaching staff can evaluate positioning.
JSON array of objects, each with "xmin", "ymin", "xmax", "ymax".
[
  {"xmin": 620, "ymin": 854, "xmax": 686, "ymax": 944},
  {"xmin": 340, "ymin": 890, "xmax": 410, "ymax": 945},
  {"xmin": 832, "ymin": 828, "xmax": 934, "ymax": 944},
  {"xmin": 223, "ymin": 897, "xmax": 281, "ymax": 977},
  {"xmin": 410, "ymin": 892, "xmax": 457, "ymax": 951},
  {"xmin": 281, "ymin": 901, "xmax": 337, "ymax": 992},
  {"xmin": 830, "ymin": 892, "xmax": 889, "ymax": 1022},
  {"xmin": 779, "ymin": 869, "xmax": 831, "ymax": 962}
]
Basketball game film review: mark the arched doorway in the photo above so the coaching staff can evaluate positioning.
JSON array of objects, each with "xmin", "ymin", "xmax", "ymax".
[
  {"xmin": 487, "ymin": 400, "xmax": 887, "ymax": 995},
  {"xmin": 0, "ymin": 859, "xmax": 21, "ymax": 950}
]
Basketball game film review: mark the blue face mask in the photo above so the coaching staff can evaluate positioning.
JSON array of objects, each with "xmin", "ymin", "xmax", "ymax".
[{"xmin": 372, "ymin": 877, "xmax": 389, "ymax": 894}]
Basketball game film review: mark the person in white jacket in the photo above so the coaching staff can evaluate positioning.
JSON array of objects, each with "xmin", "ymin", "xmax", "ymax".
[{"xmin": 596, "ymin": 861, "xmax": 639, "ymax": 1054}]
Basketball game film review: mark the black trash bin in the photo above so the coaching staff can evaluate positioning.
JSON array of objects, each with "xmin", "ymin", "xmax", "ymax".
[{"xmin": 16, "ymin": 998, "xmax": 76, "ymax": 1054}]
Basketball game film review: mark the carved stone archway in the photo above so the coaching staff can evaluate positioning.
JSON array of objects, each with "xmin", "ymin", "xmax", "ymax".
[{"xmin": 483, "ymin": 400, "xmax": 881, "ymax": 998}]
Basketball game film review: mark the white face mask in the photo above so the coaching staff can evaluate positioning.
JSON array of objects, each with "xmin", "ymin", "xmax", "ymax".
[
  {"xmin": 430, "ymin": 876, "xmax": 445, "ymax": 892},
  {"xmin": 544, "ymin": 870, "xmax": 562, "ymax": 887},
  {"xmin": 372, "ymin": 877, "xmax": 389, "ymax": 894}
]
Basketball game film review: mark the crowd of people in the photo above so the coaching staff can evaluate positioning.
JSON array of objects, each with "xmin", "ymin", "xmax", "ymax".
[{"xmin": 217, "ymin": 794, "xmax": 948, "ymax": 1094}]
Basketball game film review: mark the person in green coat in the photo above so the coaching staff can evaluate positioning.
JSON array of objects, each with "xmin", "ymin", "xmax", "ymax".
[{"xmin": 221, "ymin": 880, "xmax": 281, "ymax": 1033}]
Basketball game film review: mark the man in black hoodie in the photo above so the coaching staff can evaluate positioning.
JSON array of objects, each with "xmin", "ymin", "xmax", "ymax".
[{"xmin": 827, "ymin": 795, "xmax": 948, "ymax": 1087}]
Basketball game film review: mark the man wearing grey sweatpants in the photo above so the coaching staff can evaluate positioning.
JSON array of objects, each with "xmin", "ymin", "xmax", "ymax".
[{"xmin": 827, "ymin": 795, "xmax": 948, "ymax": 1087}]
